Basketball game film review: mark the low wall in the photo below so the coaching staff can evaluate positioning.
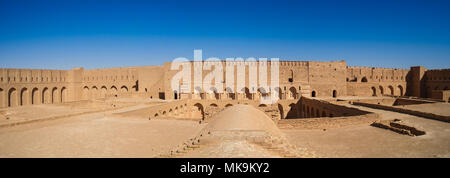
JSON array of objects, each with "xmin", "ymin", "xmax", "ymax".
[
  {"xmin": 277, "ymin": 113, "xmax": 380, "ymax": 130},
  {"xmin": 352, "ymin": 102, "xmax": 450, "ymax": 123}
]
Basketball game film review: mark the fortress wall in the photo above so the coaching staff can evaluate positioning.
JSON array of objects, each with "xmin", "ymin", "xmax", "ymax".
[
  {"xmin": 0, "ymin": 68, "xmax": 69, "ymax": 108},
  {"xmin": 346, "ymin": 66, "xmax": 408, "ymax": 97},
  {"xmin": 308, "ymin": 61, "xmax": 347, "ymax": 98},
  {"xmin": 0, "ymin": 61, "xmax": 447, "ymax": 108},
  {"xmin": 422, "ymin": 69, "xmax": 450, "ymax": 99}
]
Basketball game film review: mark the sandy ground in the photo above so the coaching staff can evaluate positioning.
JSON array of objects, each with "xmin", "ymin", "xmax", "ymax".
[
  {"xmin": 283, "ymin": 104, "xmax": 450, "ymax": 158},
  {"xmin": 0, "ymin": 111, "xmax": 204, "ymax": 158}
]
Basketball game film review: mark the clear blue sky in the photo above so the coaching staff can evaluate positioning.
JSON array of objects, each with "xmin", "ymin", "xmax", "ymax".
[{"xmin": 1, "ymin": 0, "xmax": 449, "ymax": 70}]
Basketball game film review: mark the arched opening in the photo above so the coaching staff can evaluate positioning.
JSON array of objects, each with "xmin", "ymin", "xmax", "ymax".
[
  {"xmin": 20, "ymin": 88, "xmax": 28, "ymax": 105},
  {"xmin": 311, "ymin": 91, "xmax": 316, "ymax": 97},
  {"xmin": 258, "ymin": 87, "xmax": 269, "ymax": 100},
  {"xmin": 91, "ymin": 86, "xmax": 98, "ymax": 99},
  {"xmin": 8, "ymin": 88, "xmax": 17, "ymax": 107},
  {"xmin": 193, "ymin": 103, "xmax": 205, "ymax": 120},
  {"xmin": 100, "ymin": 86, "xmax": 107, "ymax": 98},
  {"xmin": 278, "ymin": 104, "xmax": 284, "ymax": 119},
  {"xmin": 289, "ymin": 87, "xmax": 297, "ymax": 99},
  {"xmin": 174, "ymin": 90, "xmax": 178, "ymax": 100},
  {"xmin": 388, "ymin": 85, "xmax": 394, "ymax": 95},
  {"xmin": 226, "ymin": 87, "xmax": 235, "ymax": 100},
  {"xmin": 371, "ymin": 87, "xmax": 377, "ymax": 96},
  {"xmin": 110, "ymin": 86, "xmax": 118, "ymax": 97},
  {"xmin": 209, "ymin": 87, "xmax": 219, "ymax": 100},
  {"xmin": 225, "ymin": 104, "xmax": 233, "ymax": 107},
  {"xmin": 61, "ymin": 87, "xmax": 67, "ymax": 103},
  {"xmin": 286, "ymin": 103, "xmax": 299, "ymax": 119},
  {"xmin": 31, "ymin": 88, "xmax": 39, "ymax": 105},
  {"xmin": 361, "ymin": 77, "xmax": 368, "ymax": 82},
  {"xmin": 0, "ymin": 88, "xmax": 3, "ymax": 108},
  {"xmin": 398, "ymin": 85, "xmax": 404, "ymax": 96},
  {"xmin": 379, "ymin": 86, "xmax": 384, "ymax": 95},
  {"xmin": 258, "ymin": 104, "xmax": 267, "ymax": 107},
  {"xmin": 332, "ymin": 90, "xmax": 337, "ymax": 98},
  {"xmin": 241, "ymin": 87, "xmax": 252, "ymax": 100},
  {"xmin": 82, "ymin": 86, "xmax": 90, "ymax": 100},
  {"xmin": 42, "ymin": 87, "xmax": 50, "ymax": 104},
  {"xmin": 52, "ymin": 87, "xmax": 58, "ymax": 103},
  {"xmin": 210, "ymin": 103, "xmax": 218, "ymax": 107},
  {"xmin": 121, "ymin": 86, "xmax": 128, "ymax": 93}
]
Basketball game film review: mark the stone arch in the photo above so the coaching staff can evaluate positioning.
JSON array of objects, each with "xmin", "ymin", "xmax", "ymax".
[
  {"xmin": 100, "ymin": 86, "xmax": 107, "ymax": 98},
  {"xmin": 278, "ymin": 104, "xmax": 284, "ymax": 119},
  {"xmin": 0, "ymin": 88, "xmax": 3, "ymax": 108},
  {"xmin": 61, "ymin": 87, "xmax": 67, "ymax": 103},
  {"xmin": 20, "ymin": 87, "xmax": 28, "ymax": 105},
  {"xmin": 258, "ymin": 104, "xmax": 267, "ymax": 107},
  {"xmin": 42, "ymin": 87, "xmax": 50, "ymax": 104},
  {"xmin": 32, "ymin": 88, "xmax": 39, "ymax": 104},
  {"xmin": 121, "ymin": 86, "xmax": 128, "ymax": 93},
  {"xmin": 193, "ymin": 103, "xmax": 205, "ymax": 120},
  {"xmin": 241, "ymin": 87, "xmax": 252, "ymax": 100},
  {"xmin": 332, "ymin": 90, "xmax": 337, "ymax": 98},
  {"xmin": 361, "ymin": 77, "xmax": 368, "ymax": 82},
  {"xmin": 168, "ymin": 109, "xmax": 173, "ymax": 116},
  {"xmin": 371, "ymin": 87, "xmax": 377, "ymax": 96},
  {"xmin": 210, "ymin": 103, "xmax": 218, "ymax": 107},
  {"xmin": 311, "ymin": 90, "xmax": 316, "ymax": 97},
  {"xmin": 52, "ymin": 87, "xmax": 58, "ymax": 103},
  {"xmin": 82, "ymin": 86, "xmax": 90, "ymax": 100},
  {"xmin": 91, "ymin": 86, "xmax": 98, "ymax": 99},
  {"xmin": 258, "ymin": 87, "xmax": 269, "ymax": 100},
  {"xmin": 226, "ymin": 87, "xmax": 235, "ymax": 100},
  {"xmin": 388, "ymin": 85, "xmax": 394, "ymax": 95},
  {"xmin": 209, "ymin": 87, "xmax": 219, "ymax": 100},
  {"xmin": 225, "ymin": 104, "xmax": 233, "ymax": 107},
  {"xmin": 289, "ymin": 87, "xmax": 297, "ymax": 99},
  {"xmin": 110, "ymin": 86, "xmax": 118, "ymax": 96},
  {"xmin": 398, "ymin": 85, "xmax": 404, "ymax": 96},
  {"xmin": 173, "ymin": 90, "xmax": 178, "ymax": 100},
  {"xmin": 379, "ymin": 86, "xmax": 384, "ymax": 95},
  {"xmin": 8, "ymin": 88, "xmax": 18, "ymax": 107}
]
